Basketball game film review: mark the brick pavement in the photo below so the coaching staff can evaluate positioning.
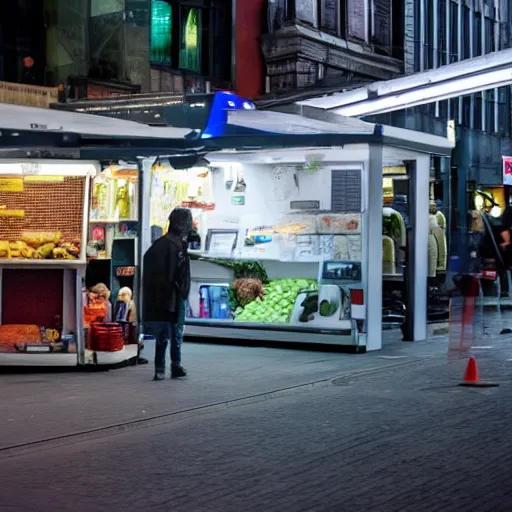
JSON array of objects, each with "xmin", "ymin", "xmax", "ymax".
[
  {"xmin": 0, "ymin": 344, "xmax": 511, "ymax": 511},
  {"xmin": 0, "ymin": 312, "xmax": 512, "ymax": 510}
]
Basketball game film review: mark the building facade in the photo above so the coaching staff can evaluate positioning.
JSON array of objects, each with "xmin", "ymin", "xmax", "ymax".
[{"xmin": 259, "ymin": 0, "xmax": 404, "ymax": 94}]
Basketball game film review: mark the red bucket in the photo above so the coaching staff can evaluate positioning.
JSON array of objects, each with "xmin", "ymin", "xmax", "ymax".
[{"xmin": 89, "ymin": 322, "xmax": 125, "ymax": 352}]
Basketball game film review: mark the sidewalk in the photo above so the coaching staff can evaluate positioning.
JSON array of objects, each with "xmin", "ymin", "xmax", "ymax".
[{"xmin": 1, "ymin": 312, "xmax": 511, "ymax": 452}]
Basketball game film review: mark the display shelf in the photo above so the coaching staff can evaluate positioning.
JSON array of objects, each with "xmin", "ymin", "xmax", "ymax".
[
  {"xmin": 89, "ymin": 219, "xmax": 138, "ymax": 224},
  {"xmin": 185, "ymin": 323, "xmax": 357, "ymax": 346},
  {"xmin": 93, "ymin": 345, "xmax": 138, "ymax": 365},
  {"xmin": 0, "ymin": 259, "xmax": 87, "ymax": 267}
]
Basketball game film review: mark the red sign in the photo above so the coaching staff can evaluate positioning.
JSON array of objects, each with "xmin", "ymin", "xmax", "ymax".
[{"xmin": 503, "ymin": 156, "xmax": 512, "ymax": 185}]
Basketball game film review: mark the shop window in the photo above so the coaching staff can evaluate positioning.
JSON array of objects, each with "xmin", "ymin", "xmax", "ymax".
[
  {"xmin": 179, "ymin": 7, "xmax": 202, "ymax": 72},
  {"xmin": 150, "ymin": 0, "xmax": 172, "ymax": 65}
]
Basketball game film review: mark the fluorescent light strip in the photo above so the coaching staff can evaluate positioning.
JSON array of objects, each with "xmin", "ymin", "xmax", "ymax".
[{"xmin": 333, "ymin": 68, "xmax": 512, "ymax": 117}]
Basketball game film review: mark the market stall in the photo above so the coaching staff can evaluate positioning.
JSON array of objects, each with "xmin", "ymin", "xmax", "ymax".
[
  {"xmin": 0, "ymin": 160, "xmax": 93, "ymax": 365},
  {"xmin": 140, "ymin": 111, "xmax": 454, "ymax": 351},
  {"xmin": 0, "ymin": 103, "xmax": 200, "ymax": 366}
]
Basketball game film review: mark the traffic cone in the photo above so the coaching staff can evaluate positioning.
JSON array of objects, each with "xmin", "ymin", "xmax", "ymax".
[{"xmin": 458, "ymin": 356, "xmax": 499, "ymax": 388}]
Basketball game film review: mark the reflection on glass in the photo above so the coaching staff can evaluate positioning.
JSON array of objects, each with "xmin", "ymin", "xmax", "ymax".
[
  {"xmin": 180, "ymin": 8, "xmax": 201, "ymax": 71},
  {"xmin": 150, "ymin": 0, "xmax": 172, "ymax": 64}
]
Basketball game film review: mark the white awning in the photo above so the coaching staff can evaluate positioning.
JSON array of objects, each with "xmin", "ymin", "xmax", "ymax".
[
  {"xmin": 296, "ymin": 48, "xmax": 512, "ymax": 116},
  {"xmin": 226, "ymin": 110, "xmax": 376, "ymax": 134},
  {"xmin": 0, "ymin": 103, "xmax": 192, "ymax": 139}
]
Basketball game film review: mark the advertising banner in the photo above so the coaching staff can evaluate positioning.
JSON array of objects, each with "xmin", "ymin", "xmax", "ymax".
[{"xmin": 503, "ymin": 156, "xmax": 512, "ymax": 185}]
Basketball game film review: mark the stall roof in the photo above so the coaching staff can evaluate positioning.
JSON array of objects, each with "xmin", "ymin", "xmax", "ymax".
[
  {"xmin": 0, "ymin": 103, "xmax": 193, "ymax": 140},
  {"xmin": 211, "ymin": 110, "xmax": 454, "ymax": 156}
]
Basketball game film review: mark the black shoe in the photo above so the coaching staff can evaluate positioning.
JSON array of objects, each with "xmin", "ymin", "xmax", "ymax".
[
  {"xmin": 137, "ymin": 357, "xmax": 149, "ymax": 365},
  {"xmin": 153, "ymin": 372, "xmax": 165, "ymax": 381},
  {"xmin": 171, "ymin": 365, "xmax": 187, "ymax": 379}
]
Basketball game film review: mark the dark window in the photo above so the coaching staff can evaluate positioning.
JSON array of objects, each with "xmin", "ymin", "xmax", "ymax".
[
  {"xmin": 462, "ymin": 95, "xmax": 471, "ymax": 126},
  {"xmin": 474, "ymin": 93, "xmax": 483, "ymax": 130},
  {"xmin": 462, "ymin": 7, "xmax": 470, "ymax": 60},
  {"xmin": 485, "ymin": 17, "xmax": 495, "ymax": 53},
  {"xmin": 485, "ymin": 91, "xmax": 495, "ymax": 132},
  {"xmin": 424, "ymin": 0, "xmax": 434, "ymax": 69},
  {"xmin": 449, "ymin": 2, "xmax": 458, "ymax": 63},
  {"xmin": 371, "ymin": 0, "xmax": 392, "ymax": 55},
  {"xmin": 438, "ymin": 0, "xmax": 447, "ymax": 66},
  {"xmin": 475, "ymin": 12, "xmax": 482, "ymax": 57},
  {"xmin": 320, "ymin": 0, "xmax": 339, "ymax": 35},
  {"xmin": 346, "ymin": 0, "xmax": 367, "ymax": 41}
]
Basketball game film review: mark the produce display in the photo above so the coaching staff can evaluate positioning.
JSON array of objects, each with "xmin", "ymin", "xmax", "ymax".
[
  {"xmin": 0, "ymin": 232, "xmax": 80, "ymax": 260},
  {"xmin": 235, "ymin": 278, "xmax": 318, "ymax": 324}
]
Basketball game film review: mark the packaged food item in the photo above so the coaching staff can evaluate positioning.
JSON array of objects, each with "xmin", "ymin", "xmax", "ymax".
[
  {"xmin": 0, "ymin": 324, "xmax": 41, "ymax": 352},
  {"xmin": 0, "ymin": 241, "xmax": 10, "ymax": 258},
  {"xmin": 35, "ymin": 243, "xmax": 55, "ymax": 259},
  {"xmin": 21, "ymin": 232, "xmax": 62, "ymax": 248}
]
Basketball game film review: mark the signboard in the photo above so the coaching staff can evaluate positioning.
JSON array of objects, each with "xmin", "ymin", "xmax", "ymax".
[
  {"xmin": 503, "ymin": 156, "xmax": 512, "ymax": 185},
  {"xmin": 231, "ymin": 195, "xmax": 245, "ymax": 206},
  {"xmin": 0, "ymin": 178, "xmax": 23, "ymax": 192}
]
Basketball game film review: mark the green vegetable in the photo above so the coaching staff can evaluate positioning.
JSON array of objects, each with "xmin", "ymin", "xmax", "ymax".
[
  {"xmin": 235, "ymin": 278, "xmax": 318, "ymax": 324},
  {"xmin": 319, "ymin": 300, "xmax": 337, "ymax": 317}
]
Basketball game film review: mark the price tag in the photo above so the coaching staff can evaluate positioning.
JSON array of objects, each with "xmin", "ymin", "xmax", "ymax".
[
  {"xmin": 116, "ymin": 266, "xmax": 136, "ymax": 277},
  {"xmin": 21, "ymin": 163, "xmax": 41, "ymax": 175},
  {"xmin": 0, "ymin": 178, "xmax": 23, "ymax": 192},
  {"xmin": 0, "ymin": 210, "xmax": 25, "ymax": 218}
]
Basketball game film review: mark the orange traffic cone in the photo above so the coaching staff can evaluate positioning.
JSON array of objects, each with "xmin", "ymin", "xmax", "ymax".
[{"xmin": 459, "ymin": 356, "xmax": 499, "ymax": 388}]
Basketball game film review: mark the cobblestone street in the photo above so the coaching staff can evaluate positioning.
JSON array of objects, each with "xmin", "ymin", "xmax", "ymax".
[{"xmin": 1, "ymin": 320, "xmax": 512, "ymax": 511}]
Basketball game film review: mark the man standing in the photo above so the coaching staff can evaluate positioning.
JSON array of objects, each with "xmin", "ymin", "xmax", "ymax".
[{"xmin": 142, "ymin": 208, "xmax": 192, "ymax": 381}]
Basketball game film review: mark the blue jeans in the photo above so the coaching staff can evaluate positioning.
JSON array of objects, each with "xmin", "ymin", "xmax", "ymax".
[{"xmin": 145, "ymin": 300, "xmax": 187, "ymax": 374}]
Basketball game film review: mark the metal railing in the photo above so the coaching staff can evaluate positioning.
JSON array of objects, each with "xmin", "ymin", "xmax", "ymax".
[{"xmin": 0, "ymin": 81, "xmax": 59, "ymax": 108}]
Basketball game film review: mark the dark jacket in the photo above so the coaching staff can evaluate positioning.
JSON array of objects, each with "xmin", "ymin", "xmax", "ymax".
[{"xmin": 142, "ymin": 233, "xmax": 191, "ymax": 322}]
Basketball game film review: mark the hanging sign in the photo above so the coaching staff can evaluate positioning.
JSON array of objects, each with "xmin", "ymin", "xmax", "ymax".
[
  {"xmin": 0, "ymin": 178, "xmax": 23, "ymax": 192},
  {"xmin": 503, "ymin": 156, "xmax": 512, "ymax": 185},
  {"xmin": 0, "ymin": 210, "xmax": 25, "ymax": 218}
]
